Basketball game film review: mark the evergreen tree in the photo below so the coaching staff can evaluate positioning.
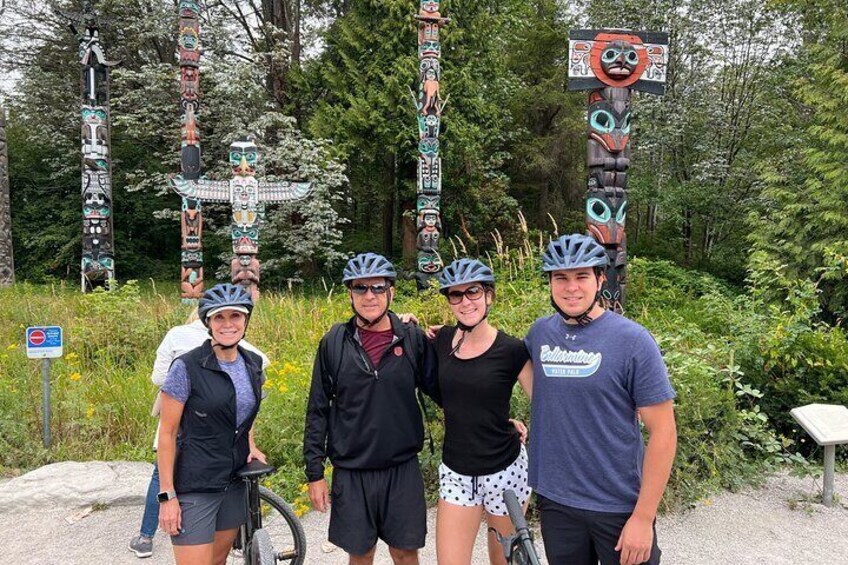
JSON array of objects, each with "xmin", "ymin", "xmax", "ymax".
[{"xmin": 749, "ymin": 4, "xmax": 848, "ymax": 318}]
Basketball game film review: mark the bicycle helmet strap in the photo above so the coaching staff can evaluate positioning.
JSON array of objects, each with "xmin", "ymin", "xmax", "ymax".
[
  {"xmin": 549, "ymin": 273, "xmax": 603, "ymax": 327},
  {"xmin": 350, "ymin": 294, "xmax": 392, "ymax": 328},
  {"xmin": 450, "ymin": 295, "xmax": 492, "ymax": 356},
  {"xmin": 208, "ymin": 314, "xmax": 251, "ymax": 349}
]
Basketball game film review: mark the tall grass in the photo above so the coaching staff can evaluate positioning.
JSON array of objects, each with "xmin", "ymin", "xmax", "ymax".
[{"xmin": 0, "ymin": 233, "xmax": 804, "ymax": 510}]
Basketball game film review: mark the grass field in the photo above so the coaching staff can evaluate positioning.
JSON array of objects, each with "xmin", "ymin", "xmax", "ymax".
[{"xmin": 0, "ymin": 250, "xmax": 803, "ymax": 513}]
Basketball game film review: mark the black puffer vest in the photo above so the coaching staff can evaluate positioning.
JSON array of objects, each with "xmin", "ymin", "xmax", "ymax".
[{"xmin": 173, "ymin": 340, "xmax": 264, "ymax": 493}]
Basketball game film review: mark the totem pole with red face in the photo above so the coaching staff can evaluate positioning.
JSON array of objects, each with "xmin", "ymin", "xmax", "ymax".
[{"xmin": 568, "ymin": 30, "xmax": 669, "ymax": 312}]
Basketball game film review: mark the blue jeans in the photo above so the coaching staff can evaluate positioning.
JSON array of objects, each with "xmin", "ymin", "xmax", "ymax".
[{"xmin": 140, "ymin": 461, "xmax": 160, "ymax": 538}]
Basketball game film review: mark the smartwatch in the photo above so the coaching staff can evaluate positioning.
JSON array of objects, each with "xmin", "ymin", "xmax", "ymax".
[{"xmin": 157, "ymin": 490, "xmax": 177, "ymax": 503}]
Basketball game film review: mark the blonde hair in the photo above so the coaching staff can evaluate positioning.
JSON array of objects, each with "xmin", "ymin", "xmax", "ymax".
[{"xmin": 185, "ymin": 307, "xmax": 200, "ymax": 324}]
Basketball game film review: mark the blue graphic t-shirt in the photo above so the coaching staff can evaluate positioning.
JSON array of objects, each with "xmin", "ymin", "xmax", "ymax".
[{"xmin": 524, "ymin": 311, "xmax": 675, "ymax": 513}]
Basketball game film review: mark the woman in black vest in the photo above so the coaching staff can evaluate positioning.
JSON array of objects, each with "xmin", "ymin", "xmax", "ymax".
[{"xmin": 157, "ymin": 283, "xmax": 267, "ymax": 565}]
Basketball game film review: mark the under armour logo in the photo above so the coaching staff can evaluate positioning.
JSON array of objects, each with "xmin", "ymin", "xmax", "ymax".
[{"xmin": 563, "ymin": 334, "xmax": 577, "ymax": 341}]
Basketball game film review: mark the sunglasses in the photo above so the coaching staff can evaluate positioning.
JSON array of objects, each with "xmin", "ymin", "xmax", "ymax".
[
  {"xmin": 350, "ymin": 284, "xmax": 389, "ymax": 295},
  {"xmin": 446, "ymin": 285, "xmax": 485, "ymax": 305}
]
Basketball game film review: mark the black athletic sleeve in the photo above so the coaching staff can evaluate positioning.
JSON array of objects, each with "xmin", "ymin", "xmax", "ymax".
[
  {"xmin": 417, "ymin": 327, "xmax": 442, "ymax": 407},
  {"xmin": 303, "ymin": 339, "xmax": 331, "ymax": 482},
  {"xmin": 512, "ymin": 336, "xmax": 531, "ymax": 376}
]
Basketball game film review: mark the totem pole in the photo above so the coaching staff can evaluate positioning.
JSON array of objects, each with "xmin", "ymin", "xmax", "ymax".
[
  {"xmin": 175, "ymin": 0, "xmax": 204, "ymax": 301},
  {"xmin": 0, "ymin": 108, "xmax": 13, "ymax": 286},
  {"xmin": 412, "ymin": 0, "xmax": 449, "ymax": 287},
  {"xmin": 171, "ymin": 138, "xmax": 311, "ymax": 298},
  {"xmin": 59, "ymin": 1, "xmax": 119, "ymax": 291},
  {"xmin": 568, "ymin": 30, "xmax": 669, "ymax": 312}
]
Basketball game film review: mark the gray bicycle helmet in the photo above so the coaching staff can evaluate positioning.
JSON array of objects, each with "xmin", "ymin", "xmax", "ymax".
[
  {"xmin": 198, "ymin": 283, "xmax": 254, "ymax": 326},
  {"xmin": 342, "ymin": 253, "xmax": 397, "ymax": 284},
  {"xmin": 542, "ymin": 234, "xmax": 609, "ymax": 272},
  {"xmin": 438, "ymin": 258, "xmax": 495, "ymax": 293}
]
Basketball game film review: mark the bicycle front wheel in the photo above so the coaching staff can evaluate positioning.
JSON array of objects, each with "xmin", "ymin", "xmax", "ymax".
[{"xmin": 257, "ymin": 486, "xmax": 307, "ymax": 564}]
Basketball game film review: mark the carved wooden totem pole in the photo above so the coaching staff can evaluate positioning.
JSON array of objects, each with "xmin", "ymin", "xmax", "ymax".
[
  {"xmin": 0, "ymin": 108, "xmax": 13, "ymax": 286},
  {"xmin": 412, "ymin": 0, "xmax": 449, "ymax": 287},
  {"xmin": 172, "ymin": 139, "xmax": 311, "ymax": 298},
  {"xmin": 568, "ymin": 30, "xmax": 669, "ymax": 312},
  {"xmin": 60, "ymin": 1, "xmax": 119, "ymax": 291},
  {"xmin": 175, "ymin": 0, "xmax": 204, "ymax": 301}
]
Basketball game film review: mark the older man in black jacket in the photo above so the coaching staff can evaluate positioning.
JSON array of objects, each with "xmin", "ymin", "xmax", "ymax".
[{"xmin": 304, "ymin": 253, "xmax": 440, "ymax": 565}]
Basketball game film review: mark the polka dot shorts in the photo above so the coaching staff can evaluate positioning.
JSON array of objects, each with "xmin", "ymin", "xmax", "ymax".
[{"xmin": 438, "ymin": 444, "xmax": 532, "ymax": 516}]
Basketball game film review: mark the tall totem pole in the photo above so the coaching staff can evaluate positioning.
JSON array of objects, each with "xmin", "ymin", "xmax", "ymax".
[
  {"xmin": 175, "ymin": 0, "xmax": 204, "ymax": 301},
  {"xmin": 412, "ymin": 0, "xmax": 449, "ymax": 287},
  {"xmin": 60, "ymin": 1, "xmax": 119, "ymax": 291},
  {"xmin": 172, "ymin": 138, "xmax": 312, "ymax": 299},
  {"xmin": 568, "ymin": 30, "xmax": 669, "ymax": 312},
  {"xmin": 0, "ymin": 108, "xmax": 13, "ymax": 286}
]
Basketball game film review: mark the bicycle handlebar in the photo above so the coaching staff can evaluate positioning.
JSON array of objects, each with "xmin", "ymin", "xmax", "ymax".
[
  {"xmin": 504, "ymin": 489, "xmax": 528, "ymax": 531},
  {"xmin": 502, "ymin": 489, "xmax": 542, "ymax": 565}
]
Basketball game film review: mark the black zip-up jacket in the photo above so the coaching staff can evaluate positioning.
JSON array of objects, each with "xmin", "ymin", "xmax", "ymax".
[
  {"xmin": 303, "ymin": 312, "xmax": 440, "ymax": 482},
  {"xmin": 173, "ymin": 340, "xmax": 264, "ymax": 493}
]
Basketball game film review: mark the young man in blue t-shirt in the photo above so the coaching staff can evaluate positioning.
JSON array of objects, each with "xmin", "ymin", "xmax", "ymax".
[{"xmin": 525, "ymin": 234, "xmax": 677, "ymax": 565}]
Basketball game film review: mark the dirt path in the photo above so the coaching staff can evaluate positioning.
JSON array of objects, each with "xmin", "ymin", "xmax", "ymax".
[{"xmin": 1, "ymin": 471, "xmax": 845, "ymax": 564}]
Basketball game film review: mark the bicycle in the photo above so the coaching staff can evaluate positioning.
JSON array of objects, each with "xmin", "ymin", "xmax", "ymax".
[
  {"xmin": 491, "ymin": 489, "xmax": 542, "ymax": 565},
  {"xmin": 228, "ymin": 460, "xmax": 307, "ymax": 565}
]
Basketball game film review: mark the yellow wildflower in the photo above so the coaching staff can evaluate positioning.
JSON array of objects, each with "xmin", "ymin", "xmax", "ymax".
[
  {"xmin": 65, "ymin": 352, "xmax": 78, "ymax": 360},
  {"xmin": 7, "ymin": 343, "xmax": 18, "ymax": 350},
  {"xmin": 70, "ymin": 372, "xmax": 82, "ymax": 381},
  {"xmin": 86, "ymin": 405, "xmax": 95, "ymax": 418},
  {"xmin": 299, "ymin": 483, "xmax": 309, "ymax": 493},
  {"xmin": 278, "ymin": 384, "xmax": 288, "ymax": 394}
]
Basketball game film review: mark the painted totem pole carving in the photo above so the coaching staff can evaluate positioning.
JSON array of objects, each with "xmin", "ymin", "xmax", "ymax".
[
  {"xmin": 172, "ymin": 138, "xmax": 311, "ymax": 298},
  {"xmin": 0, "ymin": 108, "xmax": 13, "ymax": 286},
  {"xmin": 568, "ymin": 30, "xmax": 669, "ymax": 312},
  {"xmin": 175, "ymin": 0, "xmax": 204, "ymax": 301},
  {"xmin": 412, "ymin": 0, "xmax": 450, "ymax": 285},
  {"xmin": 59, "ymin": 2, "xmax": 119, "ymax": 291}
]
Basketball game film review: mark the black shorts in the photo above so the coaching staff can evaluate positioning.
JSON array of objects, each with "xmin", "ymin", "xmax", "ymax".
[
  {"xmin": 538, "ymin": 495, "xmax": 661, "ymax": 565},
  {"xmin": 329, "ymin": 457, "xmax": 427, "ymax": 556}
]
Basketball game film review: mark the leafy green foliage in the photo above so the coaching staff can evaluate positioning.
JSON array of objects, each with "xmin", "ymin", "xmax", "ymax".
[
  {"xmin": 748, "ymin": 9, "xmax": 848, "ymax": 318},
  {"xmin": 0, "ymin": 253, "xmax": 811, "ymax": 509}
]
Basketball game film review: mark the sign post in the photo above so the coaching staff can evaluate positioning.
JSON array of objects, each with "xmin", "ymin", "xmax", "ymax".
[
  {"xmin": 790, "ymin": 403, "xmax": 848, "ymax": 507},
  {"xmin": 26, "ymin": 326, "xmax": 64, "ymax": 448}
]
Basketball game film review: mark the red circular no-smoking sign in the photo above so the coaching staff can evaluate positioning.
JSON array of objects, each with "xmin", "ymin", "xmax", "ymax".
[{"xmin": 29, "ymin": 330, "xmax": 46, "ymax": 346}]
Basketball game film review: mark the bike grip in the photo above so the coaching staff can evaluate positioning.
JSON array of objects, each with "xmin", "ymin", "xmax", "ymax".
[{"xmin": 503, "ymin": 489, "xmax": 528, "ymax": 531}]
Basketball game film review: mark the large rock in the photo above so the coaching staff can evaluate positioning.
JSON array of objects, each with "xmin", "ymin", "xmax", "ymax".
[{"xmin": 0, "ymin": 461, "xmax": 152, "ymax": 512}]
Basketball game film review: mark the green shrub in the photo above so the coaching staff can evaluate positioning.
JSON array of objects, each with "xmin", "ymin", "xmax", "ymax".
[{"xmin": 0, "ymin": 254, "xmax": 812, "ymax": 509}]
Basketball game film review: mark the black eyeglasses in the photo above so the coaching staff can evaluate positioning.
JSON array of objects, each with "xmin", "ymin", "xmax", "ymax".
[
  {"xmin": 350, "ymin": 284, "xmax": 389, "ymax": 295},
  {"xmin": 446, "ymin": 286, "xmax": 485, "ymax": 305}
]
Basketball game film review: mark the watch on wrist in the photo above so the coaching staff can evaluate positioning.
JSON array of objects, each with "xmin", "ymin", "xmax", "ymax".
[{"xmin": 157, "ymin": 490, "xmax": 177, "ymax": 503}]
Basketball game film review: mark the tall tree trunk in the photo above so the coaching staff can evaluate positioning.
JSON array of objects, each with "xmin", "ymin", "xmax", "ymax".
[
  {"xmin": 401, "ymin": 202, "xmax": 416, "ymax": 263},
  {"xmin": 0, "ymin": 108, "xmax": 14, "ymax": 285},
  {"xmin": 382, "ymin": 152, "xmax": 395, "ymax": 257},
  {"xmin": 682, "ymin": 207, "xmax": 693, "ymax": 266},
  {"xmin": 537, "ymin": 181, "xmax": 550, "ymax": 227},
  {"xmin": 648, "ymin": 204, "xmax": 658, "ymax": 234},
  {"xmin": 261, "ymin": 0, "xmax": 298, "ymax": 109},
  {"xmin": 632, "ymin": 201, "xmax": 640, "ymax": 247}
]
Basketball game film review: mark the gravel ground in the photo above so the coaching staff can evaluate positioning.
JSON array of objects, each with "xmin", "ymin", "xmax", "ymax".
[{"xmin": 0, "ymin": 471, "xmax": 845, "ymax": 564}]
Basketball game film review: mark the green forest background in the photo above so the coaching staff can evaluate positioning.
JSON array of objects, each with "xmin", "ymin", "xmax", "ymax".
[{"xmin": 0, "ymin": 0, "xmax": 847, "ymax": 506}]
